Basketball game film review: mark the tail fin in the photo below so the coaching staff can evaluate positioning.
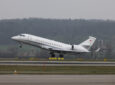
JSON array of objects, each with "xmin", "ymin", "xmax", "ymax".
[{"xmin": 79, "ymin": 36, "xmax": 96, "ymax": 50}]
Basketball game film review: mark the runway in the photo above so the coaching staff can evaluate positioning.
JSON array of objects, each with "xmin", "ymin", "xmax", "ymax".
[
  {"xmin": 0, "ymin": 61, "xmax": 115, "ymax": 66},
  {"xmin": 0, "ymin": 75, "xmax": 115, "ymax": 85}
]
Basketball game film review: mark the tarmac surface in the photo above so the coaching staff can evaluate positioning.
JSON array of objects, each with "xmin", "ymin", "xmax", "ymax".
[
  {"xmin": 0, "ymin": 61, "xmax": 115, "ymax": 66},
  {"xmin": 0, "ymin": 75, "xmax": 115, "ymax": 85}
]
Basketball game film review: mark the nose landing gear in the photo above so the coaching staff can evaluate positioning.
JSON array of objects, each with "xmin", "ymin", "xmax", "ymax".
[
  {"xmin": 19, "ymin": 45, "xmax": 22, "ymax": 48},
  {"xmin": 18, "ymin": 42, "xmax": 23, "ymax": 48}
]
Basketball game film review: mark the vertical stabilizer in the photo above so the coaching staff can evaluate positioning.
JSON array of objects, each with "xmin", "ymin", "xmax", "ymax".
[{"xmin": 79, "ymin": 36, "xmax": 96, "ymax": 50}]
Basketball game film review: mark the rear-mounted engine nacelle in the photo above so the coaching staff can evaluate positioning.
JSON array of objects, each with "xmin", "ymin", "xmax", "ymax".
[{"xmin": 71, "ymin": 44, "xmax": 74, "ymax": 50}]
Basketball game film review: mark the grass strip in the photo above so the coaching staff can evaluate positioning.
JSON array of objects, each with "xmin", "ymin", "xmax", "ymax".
[{"xmin": 0, "ymin": 65, "xmax": 115, "ymax": 74}]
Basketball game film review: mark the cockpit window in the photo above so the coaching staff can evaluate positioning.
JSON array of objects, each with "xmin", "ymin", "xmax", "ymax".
[{"xmin": 19, "ymin": 34, "xmax": 25, "ymax": 37}]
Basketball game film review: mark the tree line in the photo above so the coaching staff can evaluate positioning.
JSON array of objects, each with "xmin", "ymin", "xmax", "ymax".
[{"xmin": 0, "ymin": 18, "xmax": 115, "ymax": 59}]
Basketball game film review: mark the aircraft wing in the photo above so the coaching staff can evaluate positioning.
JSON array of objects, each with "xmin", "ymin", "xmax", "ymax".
[
  {"xmin": 49, "ymin": 47, "xmax": 84, "ymax": 54},
  {"xmin": 40, "ymin": 45, "xmax": 73, "ymax": 53}
]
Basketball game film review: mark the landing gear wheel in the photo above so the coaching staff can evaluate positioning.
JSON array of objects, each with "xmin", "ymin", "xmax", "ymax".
[
  {"xmin": 50, "ymin": 52, "xmax": 55, "ymax": 57},
  {"xmin": 49, "ymin": 52, "xmax": 56, "ymax": 60},
  {"xmin": 51, "ymin": 54, "xmax": 55, "ymax": 57},
  {"xmin": 59, "ymin": 54, "xmax": 64, "ymax": 58},
  {"xmin": 19, "ymin": 42, "xmax": 22, "ymax": 48},
  {"xmin": 19, "ymin": 45, "xmax": 22, "ymax": 48},
  {"xmin": 58, "ymin": 54, "xmax": 64, "ymax": 60}
]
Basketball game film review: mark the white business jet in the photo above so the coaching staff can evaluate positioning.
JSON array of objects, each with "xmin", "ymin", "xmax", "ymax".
[{"xmin": 11, "ymin": 34, "xmax": 96, "ymax": 58}]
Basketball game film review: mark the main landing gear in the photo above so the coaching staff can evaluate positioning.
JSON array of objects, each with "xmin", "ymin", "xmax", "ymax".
[
  {"xmin": 49, "ymin": 52, "xmax": 64, "ymax": 60},
  {"xmin": 50, "ymin": 52, "xmax": 55, "ymax": 57}
]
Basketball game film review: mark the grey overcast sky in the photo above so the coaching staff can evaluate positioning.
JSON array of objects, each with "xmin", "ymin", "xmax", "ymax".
[{"xmin": 0, "ymin": 0, "xmax": 115, "ymax": 20}]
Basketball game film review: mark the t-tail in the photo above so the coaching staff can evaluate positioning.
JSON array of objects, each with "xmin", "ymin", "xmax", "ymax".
[{"xmin": 79, "ymin": 36, "xmax": 96, "ymax": 50}]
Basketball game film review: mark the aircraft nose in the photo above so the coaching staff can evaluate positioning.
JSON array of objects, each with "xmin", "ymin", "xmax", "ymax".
[{"xmin": 11, "ymin": 36, "xmax": 18, "ymax": 40}]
